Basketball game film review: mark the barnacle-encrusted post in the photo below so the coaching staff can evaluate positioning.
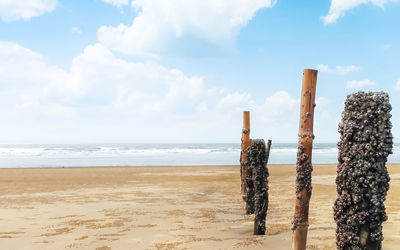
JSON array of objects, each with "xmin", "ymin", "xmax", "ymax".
[
  {"xmin": 245, "ymin": 141, "xmax": 255, "ymax": 214},
  {"xmin": 241, "ymin": 111, "xmax": 251, "ymax": 202},
  {"xmin": 334, "ymin": 92, "xmax": 393, "ymax": 250},
  {"xmin": 249, "ymin": 139, "xmax": 271, "ymax": 235},
  {"xmin": 293, "ymin": 69, "xmax": 318, "ymax": 250},
  {"xmin": 244, "ymin": 139, "xmax": 269, "ymax": 228}
]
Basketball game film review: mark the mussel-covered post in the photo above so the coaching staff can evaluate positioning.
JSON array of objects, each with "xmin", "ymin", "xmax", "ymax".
[
  {"xmin": 334, "ymin": 92, "xmax": 393, "ymax": 250},
  {"xmin": 241, "ymin": 111, "xmax": 251, "ymax": 200},
  {"xmin": 248, "ymin": 139, "xmax": 271, "ymax": 235},
  {"xmin": 293, "ymin": 69, "xmax": 318, "ymax": 250},
  {"xmin": 245, "ymin": 143, "xmax": 255, "ymax": 215}
]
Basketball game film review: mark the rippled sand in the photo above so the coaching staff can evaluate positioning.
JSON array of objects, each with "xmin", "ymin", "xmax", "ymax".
[{"xmin": 0, "ymin": 164, "xmax": 399, "ymax": 249}]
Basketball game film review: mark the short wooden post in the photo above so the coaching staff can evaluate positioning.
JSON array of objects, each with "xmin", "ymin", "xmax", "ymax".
[
  {"xmin": 241, "ymin": 111, "xmax": 251, "ymax": 199},
  {"xmin": 253, "ymin": 139, "xmax": 271, "ymax": 235},
  {"xmin": 334, "ymin": 92, "xmax": 393, "ymax": 249},
  {"xmin": 293, "ymin": 69, "xmax": 318, "ymax": 250}
]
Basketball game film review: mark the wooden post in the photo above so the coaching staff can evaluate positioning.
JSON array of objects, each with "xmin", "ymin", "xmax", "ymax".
[
  {"xmin": 253, "ymin": 139, "xmax": 271, "ymax": 235},
  {"xmin": 293, "ymin": 69, "xmax": 318, "ymax": 250},
  {"xmin": 241, "ymin": 111, "xmax": 251, "ymax": 199},
  {"xmin": 334, "ymin": 92, "xmax": 392, "ymax": 249}
]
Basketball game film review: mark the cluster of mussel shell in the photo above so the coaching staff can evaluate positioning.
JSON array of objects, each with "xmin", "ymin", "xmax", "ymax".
[
  {"xmin": 292, "ymin": 144, "xmax": 313, "ymax": 230},
  {"xmin": 334, "ymin": 91, "xmax": 393, "ymax": 250},
  {"xmin": 295, "ymin": 144, "xmax": 313, "ymax": 195},
  {"xmin": 244, "ymin": 139, "xmax": 269, "ymax": 231}
]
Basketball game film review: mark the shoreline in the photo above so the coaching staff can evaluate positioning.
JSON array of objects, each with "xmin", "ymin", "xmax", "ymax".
[{"xmin": 1, "ymin": 163, "xmax": 399, "ymax": 169}]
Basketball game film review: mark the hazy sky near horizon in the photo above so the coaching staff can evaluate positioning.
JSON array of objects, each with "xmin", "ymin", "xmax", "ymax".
[{"xmin": 0, "ymin": 0, "xmax": 399, "ymax": 144}]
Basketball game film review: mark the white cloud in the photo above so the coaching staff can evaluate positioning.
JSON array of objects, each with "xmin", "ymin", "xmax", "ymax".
[
  {"xmin": 0, "ymin": 41, "xmax": 206, "ymax": 115},
  {"xmin": 0, "ymin": 41, "xmax": 78, "ymax": 93},
  {"xmin": 244, "ymin": 90, "xmax": 298, "ymax": 140},
  {"xmin": 395, "ymin": 79, "xmax": 400, "ymax": 90},
  {"xmin": 102, "ymin": 0, "xmax": 129, "ymax": 8},
  {"xmin": 321, "ymin": 0, "xmax": 400, "ymax": 24},
  {"xmin": 320, "ymin": 110, "xmax": 332, "ymax": 121},
  {"xmin": 98, "ymin": 0, "xmax": 277, "ymax": 56},
  {"xmin": 0, "ymin": 41, "xmax": 220, "ymax": 142},
  {"xmin": 346, "ymin": 79, "xmax": 376, "ymax": 88},
  {"xmin": 0, "ymin": 0, "xmax": 58, "ymax": 21},
  {"xmin": 317, "ymin": 64, "xmax": 361, "ymax": 75},
  {"xmin": 264, "ymin": 90, "xmax": 296, "ymax": 112},
  {"xmin": 206, "ymin": 87, "xmax": 228, "ymax": 97},
  {"xmin": 71, "ymin": 27, "xmax": 82, "ymax": 34},
  {"xmin": 15, "ymin": 95, "xmax": 76, "ymax": 118},
  {"xmin": 316, "ymin": 97, "xmax": 331, "ymax": 107},
  {"xmin": 71, "ymin": 44, "xmax": 207, "ymax": 112},
  {"xmin": 0, "ymin": 41, "xmax": 306, "ymax": 143},
  {"xmin": 216, "ymin": 92, "xmax": 253, "ymax": 110}
]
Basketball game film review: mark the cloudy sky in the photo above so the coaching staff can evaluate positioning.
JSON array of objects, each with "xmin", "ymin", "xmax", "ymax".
[{"xmin": 0, "ymin": 0, "xmax": 399, "ymax": 144}]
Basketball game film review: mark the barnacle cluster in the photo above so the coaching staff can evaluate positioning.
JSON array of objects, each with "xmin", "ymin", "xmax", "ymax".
[
  {"xmin": 244, "ymin": 140, "xmax": 255, "ymax": 214},
  {"xmin": 240, "ymin": 128, "xmax": 250, "ymax": 201},
  {"xmin": 240, "ymin": 145, "xmax": 245, "ymax": 198},
  {"xmin": 334, "ymin": 91, "xmax": 393, "ymax": 250},
  {"xmin": 295, "ymin": 144, "xmax": 313, "ymax": 195},
  {"xmin": 244, "ymin": 139, "xmax": 270, "ymax": 234},
  {"xmin": 292, "ymin": 144, "xmax": 313, "ymax": 230}
]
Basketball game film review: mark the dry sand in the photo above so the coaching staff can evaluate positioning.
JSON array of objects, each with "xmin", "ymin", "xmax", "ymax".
[{"xmin": 0, "ymin": 164, "xmax": 399, "ymax": 250}]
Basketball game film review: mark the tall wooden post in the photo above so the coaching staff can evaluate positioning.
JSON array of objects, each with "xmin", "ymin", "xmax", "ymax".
[
  {"xmin": 241, "ymin": 111, "xmax": 251, "ymax": 199},
  {"xmin": 293, "ymin": 69, "xmax": 318, "ymax": 250}
]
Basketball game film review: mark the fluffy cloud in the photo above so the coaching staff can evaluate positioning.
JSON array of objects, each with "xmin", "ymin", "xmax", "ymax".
[
  {"xmin": 0, "ymin": 41, "xmax": 81, "ymax": 118},
  {"xmin": 0, "ymin": 41, "xmax": 304, "ymax": 142},
  {"xmin": 0, "ymin": 42, "xmax": 214, "ymax": 142},
  {"xmin": 316, "ymin": 97, "xmax": 331, "ymax": 107},
  {"xmin": 0, "ymin": 0, "xmax": 57, "ymax": 21},
  {"xmin": 0, "ymin": 41, "xmax": 206, "ymax": 115},
  {"xmin": 317, "ymin": 64, "xmax": 360, "ymax": 75},
  {"xmin": 216, "ymin": 90, "xmax": 296, "ymax": 115},
  {"xmin": 0, "ymin": 41, "xmax": 78, "ymax": 93},
  {"xmin": 98, "ymin": 0, "xmax": 277, "ymax": 56},
  {"xmin": 346, "ymin": 79, "xmax": 376, "ymax": 88},
  {"xmin": 216, "ymin": 92, "xmax": 253, "ymax": 110},
  {"xmin": 102, "ymin": 0, "xmax": 129, "ymax": 8},
  {"xmin": 321, "ymin": 0, "xmax": 400, "ymax": 24},
  {"xmin": 264, "ymin": 91, "xmax": 296, "ymax": 113}
]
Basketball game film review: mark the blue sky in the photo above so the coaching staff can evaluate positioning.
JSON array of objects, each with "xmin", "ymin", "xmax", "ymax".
[{"xmin": 0, "ymin": 0, "xmax": 399, "ymax": 144}]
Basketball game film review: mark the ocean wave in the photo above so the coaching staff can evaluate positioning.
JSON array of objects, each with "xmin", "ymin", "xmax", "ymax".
[
  {"xmin": 0, "ymin": 145, "xmax": 241, "ymax": 157},
  {"xmin": 0, "ymin": 143, "xmax": 398, "ymax": 167}
]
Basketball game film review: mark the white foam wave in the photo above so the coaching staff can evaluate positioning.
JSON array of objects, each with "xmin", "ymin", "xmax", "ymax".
[{"xmin": 0, "ymin": 143, "xmax": 398, "ymax": 167}]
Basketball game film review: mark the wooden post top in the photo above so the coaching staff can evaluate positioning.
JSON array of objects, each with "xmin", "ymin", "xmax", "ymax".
[
  {"xmin": 298, "ymin": 69, "xmax": 318, "ymax": 161},
  {"xmin": 293, "ymin": 69, "xmax": 318, "ymax": 250},
  {"xmin": 243, "ymin": 111, "xmax": 250, "ymax": 133}
]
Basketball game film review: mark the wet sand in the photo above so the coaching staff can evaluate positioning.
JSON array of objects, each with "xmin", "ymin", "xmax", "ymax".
[{"xmin": 0, "ymin": 164, "xmax": 399, "ymax": 249}]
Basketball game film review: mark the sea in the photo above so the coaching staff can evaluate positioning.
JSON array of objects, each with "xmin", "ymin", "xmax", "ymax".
[{"xmin": 0, "ymin": 143, "xmax": 398, "ymax": 168}]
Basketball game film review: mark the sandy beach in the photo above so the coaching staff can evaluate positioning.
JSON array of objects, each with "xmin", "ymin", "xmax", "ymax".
[{"xmin": 0, "ymin": 164, "xmax": 399, "ymax": 250}]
